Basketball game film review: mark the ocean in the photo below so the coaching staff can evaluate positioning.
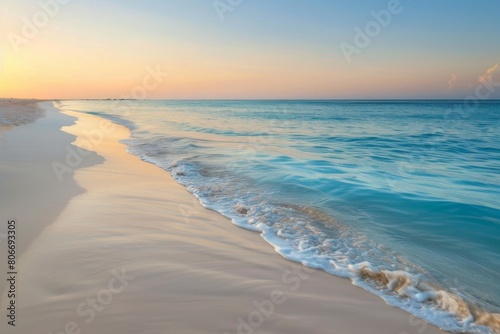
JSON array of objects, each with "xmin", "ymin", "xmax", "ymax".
[{"xmin": 58, "ymin": 100, "xmax": 500, "ymax": 333}]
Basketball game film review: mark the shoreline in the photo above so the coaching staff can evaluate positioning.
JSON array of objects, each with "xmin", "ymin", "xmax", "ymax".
[{"xmin": 1, "ymin": 101, "xmax": 449, "ymax": 334}]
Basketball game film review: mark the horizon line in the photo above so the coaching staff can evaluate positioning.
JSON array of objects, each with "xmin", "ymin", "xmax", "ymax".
[{"xmin": 3, "ymin": 98, "xmax": 500, "ymax": 102}]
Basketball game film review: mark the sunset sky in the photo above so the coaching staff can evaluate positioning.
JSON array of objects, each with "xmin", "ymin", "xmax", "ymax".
[{"xmin": 0, "ymin": 0, "xmax": 499, "ymax": 99}]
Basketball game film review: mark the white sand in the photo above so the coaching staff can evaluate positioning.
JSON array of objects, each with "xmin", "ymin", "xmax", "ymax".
[
  {"xmin": 0, "ymin": 101, "xmax": 449, "ymax": 334},
  {"xmin": 0, "ymin": 101, "xmax": 100, "ymax": 258}
]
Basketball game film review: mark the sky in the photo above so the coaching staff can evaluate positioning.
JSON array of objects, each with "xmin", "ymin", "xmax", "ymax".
[{"xmin": 0, "ymin": 0, "xmax": 499, "ymax": 99}]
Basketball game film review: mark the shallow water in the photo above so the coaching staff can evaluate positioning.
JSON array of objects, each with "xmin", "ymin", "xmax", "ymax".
[{"xmin": 59, "ymin": 100, "xmax": 500, "ymax": 333}]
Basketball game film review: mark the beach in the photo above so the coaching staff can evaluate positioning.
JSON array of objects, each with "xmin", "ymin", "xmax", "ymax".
[
  {"xmin": 2, "ymin": 0, "xmax": 498, "ymax": 332},
  {"xmin": 0, "ymin": 100, "xmax": 453, "ymax": 334}
]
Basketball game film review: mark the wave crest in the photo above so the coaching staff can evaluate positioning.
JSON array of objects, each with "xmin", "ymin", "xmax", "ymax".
[{"xmin": 350, "ymin": 262, "xmax": 500, "ymax": 333}]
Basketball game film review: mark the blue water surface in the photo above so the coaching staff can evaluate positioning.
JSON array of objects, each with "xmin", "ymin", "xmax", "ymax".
[{"xmin": 60, "ymin": 100, "xmax": 500, "ymax": 333}]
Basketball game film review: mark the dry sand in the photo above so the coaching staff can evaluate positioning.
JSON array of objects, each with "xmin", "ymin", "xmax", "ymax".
[
  {"xmin": 0, "ymin": 101, "xmax": 101, "ymax": 259},
  {"xmin": 0, "ymin": 101, "xmax": 449, "ymax": 334}
]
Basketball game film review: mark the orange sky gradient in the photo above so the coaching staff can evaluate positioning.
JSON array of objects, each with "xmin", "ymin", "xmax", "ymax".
[{"xmin": 1, "ymin": 0, "xmax": 499, "ymax": 99}]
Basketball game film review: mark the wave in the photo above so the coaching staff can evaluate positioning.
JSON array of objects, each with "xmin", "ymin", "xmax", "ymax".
[
  {"xmin": 136, "ymin": 146, "xmax": 500, "ymax": 333},
  {"xmin": 350, "ymin": 263, "xmax": 500, "ymax": 333},
  {"xmin": 175, "ymin": 163, "xmax": 500, "ymax": 333},
  {"xmin": 119, "ymin": 133, "xmax": 500, "ymax": 334}
]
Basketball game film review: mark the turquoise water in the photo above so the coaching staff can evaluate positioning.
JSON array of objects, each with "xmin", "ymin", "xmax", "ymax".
[{"xmin": 60, "ymin": 100, "xmax": 500, "ymax": 333}]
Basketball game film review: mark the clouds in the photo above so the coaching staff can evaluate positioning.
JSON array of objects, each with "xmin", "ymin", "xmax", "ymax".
[
  {"xmin": 485, "ymin": 64, "xmax": 499, "ymax": 75},
  {"xmin": 480, "ymin": 64, "xmax": 499, "ymax": 83},
  {"xmin": 447, "ymin": 64, "xmax": 499, "ymax": 96}
]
